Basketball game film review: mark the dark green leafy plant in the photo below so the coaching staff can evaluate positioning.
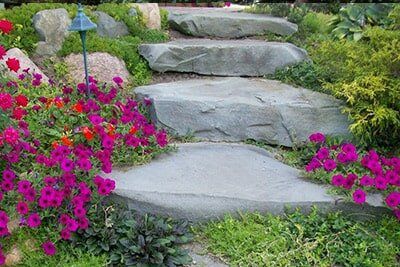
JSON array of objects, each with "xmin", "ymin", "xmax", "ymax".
[
  {"xmin": 329, "ymin": 3, "xmax": 393, "ymax": 41},
  {"xmin": 72, "ymin": 203, "xmax": 193, "ymax": 266}
]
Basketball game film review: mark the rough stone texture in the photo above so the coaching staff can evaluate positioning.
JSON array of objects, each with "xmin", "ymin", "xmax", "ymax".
[
  {"xmin": 169, "ymin": 11, "xmax": 298, "ymax": 38},
  {"xmin": 129, "ymin": 3, "xmax": 161, "ymax": 29},
  {"xmin": 139, "ymin": 39, "xmax": 308, "ymax": 76},
  {"xmin": 94, "ymin": 11, "xmax": 129, "ymax": 38},
  {"xmin": 111, "ymin": 143, "xmax": 385, "ymax": 222},
  {"xmin": 0, "ymin": 48, "xmax": 48, "ymax": 81},
  {"xmin": 134, "ymin": 78, "xmax": 350, "ymax": 147},
  {"xmin": 33, "ymin": 8, "xmax": 71, "ymax": 56},
  {"xmin": 64, "ymin": 52, "xmax": 130, "ymax": 85}
]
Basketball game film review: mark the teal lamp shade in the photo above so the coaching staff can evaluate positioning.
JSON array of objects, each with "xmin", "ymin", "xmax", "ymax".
[{"xmin": 68, "ymin": 4, "xmax": 97, "ymax": 32}]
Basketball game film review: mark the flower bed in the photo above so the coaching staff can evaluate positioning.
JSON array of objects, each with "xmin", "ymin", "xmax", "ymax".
[{"xmin": 0, "ymin": 20, "xmax": 170, "ymax": 264}]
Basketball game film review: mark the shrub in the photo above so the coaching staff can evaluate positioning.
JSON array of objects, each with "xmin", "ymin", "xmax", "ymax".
[
  {"xmin": 0, "ymin": 24, "xmax": 171, "ymax": 262},
  {"xmin": 304, "ymin": 132, "xmax": 400, "ymax": 219},
  {"xmin": 72, "ymin": 203, "xmax": 192, "ymax": 266},
  {"xmin": 311, "ymin": 27, "xmax": 400, "ymax": 147}
]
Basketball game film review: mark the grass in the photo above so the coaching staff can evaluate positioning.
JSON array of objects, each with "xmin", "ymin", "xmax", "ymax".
[{"xmin": 199, "ymin": 208, "xmax": 400, "ymax": 267}]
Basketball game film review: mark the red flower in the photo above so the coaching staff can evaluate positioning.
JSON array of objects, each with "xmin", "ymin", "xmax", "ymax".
[
  {"xmin": 0, "ymin": 19, "xmax": 13, "ymax": 34},
  {"xmin": 0, "ymin": 45, "xmax": 6, "ymax": 60},
  {"xmin": 15, "ymin": 94, "xmax": 28, "ymax": 107},
  {"xmin": 6, "ymin": 57, "xmax": 20, "ymax": 73},
  {"xmin": 82, "ymin": 127, "xmax": 94, "ymax": 141},
  {"xmin": 72, "ymin": 103, "xmax": 83, "ymax": 113}
]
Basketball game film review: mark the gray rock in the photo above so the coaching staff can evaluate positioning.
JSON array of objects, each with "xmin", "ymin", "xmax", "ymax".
[
  {"xmin": 169, "ymin": 11, "xmax": 297, "ymax": 38},
  {"xmin": 139, "ymin": 39, "xmax": 307, "ymax": 76},
  {"xmin": 110, "ymin": 143, "xmax": 385, "ymax": 222},
  {"xmin": 134, "ymin": 78, "xmax": 350, "ymax": 147},
  {"xmin": 33, "ymin": 8, "xmax": 71, "ymax": 56},
  {"xmin": 128, "ymin": 8, "xmax": 138, "ymax": 17},
  {"xmin": 94, "ymin": 11, "xmax": 129, "ymax": 38}
]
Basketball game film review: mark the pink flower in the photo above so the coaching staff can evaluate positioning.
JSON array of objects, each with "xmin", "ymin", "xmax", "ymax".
[
  {"xmin": 0, "ymin": 211, "xmax": 9, "ymax": 228},
  {"xmin": 309, "ymin": 132, "xmax": 325, "ymax": 143},
  {"xmin": 360, "ymin": 175, "xmax": 374, "ymax": 187},
  {"xmin": 60, "ymin": 158, "xmax": 74, "ymax": 172},
  {"xmin": 60, "ymin": 228, "xmax": 71, "ymax": 240},
  {"xmin": 42, "ymin": 241, "xmax": 56, "ymax": 256},
  {"xmin": 323, "ymin": 159, "xmax": 336, "ymax": 172},
  {"xmin": 385, "ymin": 192, "xmax": 400, "ymax": 208},
  {"xmin": 331, "ymin": 174, "xmax": 345, "ymax": 187},
  {"xmin": 66, "ymin": 218, "xmax": 79, "ymax": 232},
  {"xmin": 316, "ymin": 147, "xmax": 330, "ymax": 160},
  {"xmin": 0, "ymin": 93, "xmax": 13, "ymax": 110},
  {"xmin": 88, "ymin": 114, "xmax": 104, "ymax": 125},
  {"xmin": 78, "ymin": 217, "xmax": 89, "ymax": 229},
  {"xmin": 3, "ymin": 127, "xmax": 20, "ymax": 144},
  {"xmin": 113, "ymin": 76, "xmax": 123, "ymax": 85},
  {"xmin": 16, "ymin": 202, "xmax": 29, "ymax": 215},
  {"xmin": 375, "ymin": 175, "xmax": 388, "ymax": 190},
  {"xmin": 342, "ymin": 143, "xmax": 356, "ymax": 154},
  {"xmin": 2, "ymin": 169, "xmax": 16, "ymax": 180},
  {"xmin": 27, "ymin": 213, "xmax": 41, "ymax": 228},
  {"xmin": 352, "ymin": 189, "xmax": 366, "ymax": 204}
]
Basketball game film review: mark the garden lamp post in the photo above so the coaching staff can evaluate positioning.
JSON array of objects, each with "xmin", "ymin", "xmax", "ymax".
[{"xmin": 68, "ymin": 3, "xmax": 97, "ymax": 94}]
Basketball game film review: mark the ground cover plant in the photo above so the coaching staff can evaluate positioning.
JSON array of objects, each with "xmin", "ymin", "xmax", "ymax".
[{"xmin": 200, "ymin": 208, "xmax": 400, "ymax": 266}]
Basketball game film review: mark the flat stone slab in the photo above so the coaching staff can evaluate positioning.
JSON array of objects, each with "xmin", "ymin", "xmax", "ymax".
[
  {"xmin": 169, "ymin": 11, "xmax": 297, "ymax": 38},
  {"xmin": 139, "ymin": 39, "xmax": 307, "ymax": 76},
  {"xmin": 134, "ymin": 78, "xmax": 350, "ymax": 147},
  {"xmin": 111, "ymin": 143, "xmax": 384, "ymax": 222}
]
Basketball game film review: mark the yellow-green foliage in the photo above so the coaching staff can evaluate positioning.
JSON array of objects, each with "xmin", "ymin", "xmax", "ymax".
[{"xmin": 312, "ymin": 27, "xmax": 400, "ymax": 147}]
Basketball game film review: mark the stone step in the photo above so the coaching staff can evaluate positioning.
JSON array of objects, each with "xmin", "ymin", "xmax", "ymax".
[
  {"xmin": 134, "ymin": 78, "xmax": 350, "ymax": 147},
  {"xmin": 168, "ymin": 10, "xmax": 298, "ymax": 38},
  {"xmin": 138, "ymin": 39, "xmax": 307, "ymax": 76},
  {"xmin": 110, "ymin": 143, "xmax": 385, "ymax": 222}
]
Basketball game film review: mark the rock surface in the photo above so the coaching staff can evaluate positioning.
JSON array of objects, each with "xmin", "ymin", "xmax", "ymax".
[
  {"xmin": 64, "ymin": 52, "xmax": 130, "ymax": 85},
  {"xmin": 0, "ymin": 48, "xmax": 48, "ymax": 81},
  {"xmin": 111, "ymin": 143, "xmax": 384, "ymax": 221},
  {"xmin": 139, "ymin": 39, "xmax": 307, "ymax": 76},
  {"xmin": 33, "ymin": 8, "xmax": 71, "ymax": 56},
  {"xmin": 135, "ymin": 78, "xmax": 350, "ymax": 146},
  {"xmin": 169, "ymin": 11, "xmax": 297, "ymax": 38},
  {"xmin": 129, "ymin": 3, "xmax": 161, "ymax": 29},
  {"xmin": 94, "ymin": 11, "xmax": 129, "ymax": 38}
]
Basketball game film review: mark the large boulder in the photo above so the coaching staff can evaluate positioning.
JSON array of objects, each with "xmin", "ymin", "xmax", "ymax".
[
  {"xmin": 33, "ymin": 8, "xmax": 71, "ymax": 56},
  {"xmin": 64, "ymin": 52, "xmax": 130, "ymax": 85},
  {"xmin": 139, "ymin": 39, "xmax": 308, "ymax": 76},
  {"xmin": 111, "ymin": 142, "xmax": 385, "ymax": 221},
  {"xmin": 134, "ymin": 78, "xmax": 350, "ymax": 147},
  {"xmin": 129, "ymin": 3, "xmax": 161, "ymax": 29},
  {"xmin": 0, "ymin": 48, "xmax": 48, "ymax": 81},
  {"xmin": 169, "ymin": 11, "xmax": 298, "ymax": 38},
  {"xmin": 94, "ymin": 11, "xmax": 129, "ymax": 38}
]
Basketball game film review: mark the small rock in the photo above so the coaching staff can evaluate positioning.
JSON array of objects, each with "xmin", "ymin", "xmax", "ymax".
[
  {"xmin": 5, "ymin": 246, "xmax": 22, "ymax": 266},
  {"xmin": 33, "ymin": 8, "xmax": 71, "ymax": 56},
  {"xmin": 128, "ymin": 8, "xmax": 138, "ymax": 17},
  {"xmin": 64, "ymin": 52, "xmax": 130, "ymax": 85},
  {"xmin": 94, "ymin": 11, "xmax": 129, "ymax": 38},
  {"xmin": 0, "ymin": 48, "xmax": 49, "ymax": 81},
  {"xmin": 129, "ymin": 3, "xmax": 161, "ymax": 29},
  {"xmin": 7, "ymin": 219, "xmax": 19, "ymax": 234}
]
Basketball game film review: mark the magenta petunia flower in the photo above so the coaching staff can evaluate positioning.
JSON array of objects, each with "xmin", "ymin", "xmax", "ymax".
[
  {"xmin": 331, "ymin": 174, "xmax": 345, "ymax": 187},
  {"xmin": 353, "ymin": 189, "xmax": 366, "ymax": 204},
  {"xmin": 375, "ymin": 175, "xmax": 388, "ymax": 190},
  {"xmin": 309, "ymin": 132, "xmax": 325, "ymax": 143},
  {"xmin": 60, "ymin": 228, "xmax": 71, "ymax": 240},
  {"xmin": 42, "ymin": 241, "xmax": 56, "ymax": 256},
  {"xmin": 385, "ymin": 192, "xmax": 400, "ymax": 208},
  {"xmin": 112, "ymin": 76, "xmax": 123, "ymax": 85},
  {"xmin": 60, "ymin": 158, "xmax": 74, "ymax": 172},
  {"xmin": 360, "ymin": 175, "xmax": 374, "ymax": 187},
  {"xmin": 323, "ymin": 159, "xmax": 337, "ymax": 172},
  {"xmin": 27, "ymin": 213, "xmax": 41, "ymax": 228},
  {"xmin": 16, "ymin": 201, "xmax": 29, "ymax": 215},
  {"xmin": 88, "ymin": 114, "xmax": 104, "ymax": 125}
]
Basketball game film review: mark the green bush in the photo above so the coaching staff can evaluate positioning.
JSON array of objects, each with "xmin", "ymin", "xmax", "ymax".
[
  {"xmin": 0, "ymin": 3, "xmax": 83, "ymax": 53},
  {"xmin": 201, "ymin": 208, "xmax": 400, "ymax": 267},
  {"xmin": 311, "ymin": 27, "xmax": 400, "ymax": 147},
  {"xmin": 72, "ymin": 203, "xmax": 193, "ymax": 266}
]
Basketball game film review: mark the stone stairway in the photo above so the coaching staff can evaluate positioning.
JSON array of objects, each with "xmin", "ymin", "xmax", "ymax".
[{"xmin": 111, "ymin": 7, "xmax": 380, "ymax": 223}]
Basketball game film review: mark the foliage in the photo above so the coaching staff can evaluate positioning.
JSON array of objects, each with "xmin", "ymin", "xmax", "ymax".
[
  {"xmin": 72, "ymin": 203, "xmax": 193, "ymax": 266},
  {"xmin": 201, "ymin": 208, "xmax": 400, "ymax": 267},
  {"xmin": 266, "ymin": 61, "xmax": 322, "ymax": 91},
  {"xmin": 160, "ymin": 8, "xmax": 169, "ymax": 31},
  {"xmin": 0, "ymin": 34, "xmax": 171, "ymax": 262},
  {"xmin": 304, "ymin": 132, "xmax": 400, "ymax": 218},
  {"xmin": 389, "ymin": 5, "xmax": 400, "ymax": 30},
  {"xmin": 329, "ymin": 3, "xmax": 394, "ymax": 41},
  {"xmin": 311, "ymin": 27, "xmax": 400, "ymax": 147},
  {"xmin": 0, "ymin": 3, "xmax": 83, "ymax": 54}
]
